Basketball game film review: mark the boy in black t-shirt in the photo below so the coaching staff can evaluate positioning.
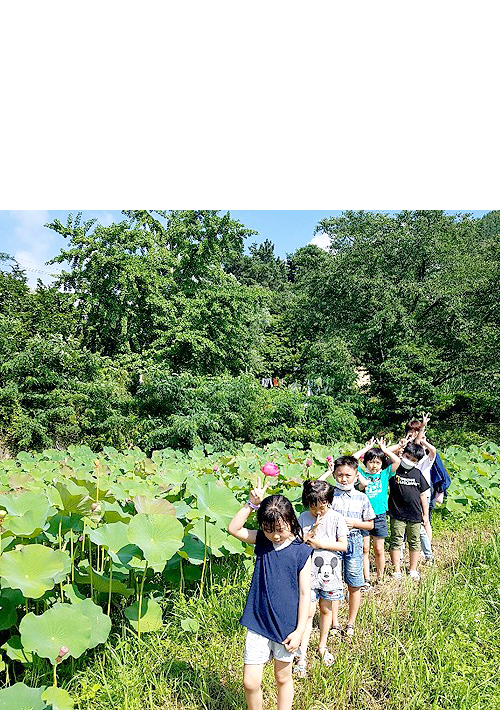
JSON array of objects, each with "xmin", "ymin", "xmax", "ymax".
[{"xmin": 388, "ymin": 442, "xmax": 431, "ymax": 581}]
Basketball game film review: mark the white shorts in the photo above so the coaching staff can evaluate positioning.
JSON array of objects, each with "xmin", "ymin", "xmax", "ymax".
[{"xmin": 243, "ymin": 629, "xmax": 295, "ymax": 665}]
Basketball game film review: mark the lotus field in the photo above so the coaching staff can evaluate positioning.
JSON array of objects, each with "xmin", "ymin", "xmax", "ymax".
[{"xmin": 0, "ymin": 440, "xmax": 499, "ymax": 708}]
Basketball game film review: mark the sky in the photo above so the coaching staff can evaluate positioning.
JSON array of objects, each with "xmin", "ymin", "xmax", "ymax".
[{"xmin": 0, "ymin": 210, "xmax": 491, "ymax": 288}]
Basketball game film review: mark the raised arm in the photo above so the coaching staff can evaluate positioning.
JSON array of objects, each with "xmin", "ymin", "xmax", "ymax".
[
  {"xmin": 352, "ymin": 437, "xmax": 376, "ymax": 461},
  {"xmin": 420, "ymin": 435, "xmax": 436, "ymax": 463},
  {"xmin": 377, "ymin": 437, "xmax": 401, "ymax": 472},
  {"xmin": 227, "ymin": 477, "xmax": 268, "ymax": 544},
  {"xmin": 415, "ymin": 411, "xmax": 431, "ymax": 445}
]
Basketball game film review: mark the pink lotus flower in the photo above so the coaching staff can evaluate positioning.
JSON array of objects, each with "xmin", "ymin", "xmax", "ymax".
[
  {"xmin": 213, "ymin": 465, "xmax": 219, "ymax": 472},
  {"xmin": 59, "ymin": 646, "xmax": 69, "ymax": 657},
  {"xmin": 326, "ymin": 455, "xmax": 333, "ymax": 462},
  {"xmin": 261, "ymin": 462, "xmax": 280, "ymax": 477},
  {"xmin": 306, "ymin": 459, "xmax": 313, "ymax": 467}
]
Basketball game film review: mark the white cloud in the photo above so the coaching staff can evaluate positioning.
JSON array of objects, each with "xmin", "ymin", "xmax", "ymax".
[
  {"xmin": 308, "ymin": 232, "xmax": 330, "ymax": 250},
  {"xmin": 9, "ymin": 210, "xmax": 65, "ymax": 289}
]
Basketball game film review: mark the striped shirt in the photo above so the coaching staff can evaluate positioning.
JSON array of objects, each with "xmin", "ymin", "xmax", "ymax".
[{"xmin": 331, "ymin": 488, "xmax": 375, "ymax": 535}]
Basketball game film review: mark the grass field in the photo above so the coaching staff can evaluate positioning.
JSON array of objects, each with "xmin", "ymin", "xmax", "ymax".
[{"xmin": 22, "ymin": 508, "xmax": 500, "ymax": 710}]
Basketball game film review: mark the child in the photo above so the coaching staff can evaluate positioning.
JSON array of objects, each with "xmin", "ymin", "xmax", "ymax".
[
  {"xmin": 353, "ymin": 437, "xmax": 400, "ymax": 586},
  {"xmin": 228, "ymin": 478, "xmax": 312, "ymax": 710},
  {"xmin": 318, "ymin": 456, "xmax": 375, "ymax": 637},
  {"xmin": 295, "ymin": 480, "xmax": 348, "ymax": 675},
  {"xmin": 388, "ymin": 441, "xmax": 432, "ymax": 581}
]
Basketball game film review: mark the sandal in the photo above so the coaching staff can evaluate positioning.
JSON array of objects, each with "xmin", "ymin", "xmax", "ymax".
[
  {"xmin": 345, "ymin": 624, "xmax": 355, "ymax": 639},
  {"xmin": 293, "ymin": 661, "xmax": 308, "ymax": 678},
  {"xmin": 318, "ymin": 647, "xmax": 335, "ymax": 667},
  {"xmin": 330, "ymin": 625, "xmax": 342, "ymax": 638}
]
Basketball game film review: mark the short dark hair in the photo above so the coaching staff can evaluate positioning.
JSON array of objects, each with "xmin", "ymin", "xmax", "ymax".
[
  {"xmin": 334, "ymin": 455, "xmax": 358, "ymax": 472},
  {"xmin": 302, "ymin": 479, "xmax": 334, "ymax": 507},
  {"xmin": 257, "ymin": 494, "xmax": 303, "ymax": 539},
  {"xmin": 364, "ymin": 447, "xmax": 386, "ymax": 466},
  {"xmin": 403, "ymin": 441, "xmax": 425, "ymax": 461},
  {"xmin": 405, "ymin": 419, "xmax": 422, "ymax": 434}
]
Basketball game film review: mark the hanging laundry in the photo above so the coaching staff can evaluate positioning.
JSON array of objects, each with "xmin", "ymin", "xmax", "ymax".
[
  {"xmin": 261, "ymin": 378, "xmax": 273, "ymax": 388},
  {"xmin": 273, "ymin": 377, "xmax": 279, "ymax": 387}
]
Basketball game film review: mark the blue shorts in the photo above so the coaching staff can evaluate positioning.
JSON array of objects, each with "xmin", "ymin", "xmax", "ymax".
[
  {"xmin": 337, "ymin": 533, "xmax": 364, "ymax": 588},
  {"xmin": 361, "ymin": 513, "xmax": 388, "ymax": 539},
  {"xmin": 311, "ymin": 587, "xmax": 344, "ymax": 602}
]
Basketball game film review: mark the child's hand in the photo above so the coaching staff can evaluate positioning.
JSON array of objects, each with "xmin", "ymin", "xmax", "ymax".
[
  {"xmin": 344, "ymin": 517, "xmax": 356, "ymax": 530},
  {"xmin": 365, "ymin": 436, "xmax": 376, "ymax": 450},
  {"xmin": 283, "ymin": 630, "xmax": 302, "ymax": 652},
  {"xmin": 249, "ymin": 477, "xmax": 269, "ymax": 506},
  {"xmin": 376, "ymin": 436, "xmax": 388, "ymax": 452},
  {"xmin": 305, "ymin": 536, "xmax": 324, "ymax": 549},
  {"xmin": 421, "ymin": 411, "xmax": 431, "ymax": 427}
]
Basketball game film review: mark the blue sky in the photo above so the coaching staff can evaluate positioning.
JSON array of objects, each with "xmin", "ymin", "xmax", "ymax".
[{"xmin": 0, "ymin": 210, "xmax": 490, "ymax": 288}]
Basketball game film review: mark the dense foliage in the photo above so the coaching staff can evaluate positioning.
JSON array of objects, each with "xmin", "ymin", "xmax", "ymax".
[{"xmin": 0, "ymin": 210, "xmax": 499, "ymax": 454}]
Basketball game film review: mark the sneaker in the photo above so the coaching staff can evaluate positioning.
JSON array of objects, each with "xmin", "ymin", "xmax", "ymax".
[
  {"xmin": 345, "ymin": 624, "xmax": 355, "ymax": 638},
  {"xmin": 361, "ymin": 582, "xmax": 373, "ymax": 592},
  {"xmin": 392, "ymin": 571, "xmax": 402, "ymax": 580},
  {"xmin": 409, "ymin": 570, "xmax": 420, "ymax": 581}
]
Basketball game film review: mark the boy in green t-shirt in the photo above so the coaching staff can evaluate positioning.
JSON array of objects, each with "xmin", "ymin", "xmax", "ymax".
[{"xmin": 353, "ymin": 437, "xmax": 400, "ymax": 586}]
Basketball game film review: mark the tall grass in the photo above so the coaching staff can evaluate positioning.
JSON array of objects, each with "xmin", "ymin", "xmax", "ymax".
[{"xmin": 30, "ymin": 510, "xmax": 500, "ymax": 709}]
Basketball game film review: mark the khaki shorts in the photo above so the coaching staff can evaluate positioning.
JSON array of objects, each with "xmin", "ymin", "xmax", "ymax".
[
  {"xmin": 243, "ymin": 629, "xmax": 295, "ymax": 665},
  {"xmin": 389, "ymin": 518, "xmax": 421, "ymax": 551}
]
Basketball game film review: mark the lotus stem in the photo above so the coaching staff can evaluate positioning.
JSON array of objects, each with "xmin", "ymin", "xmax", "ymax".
[
  {"xmin": 107, "ymin": 553, "xmax": 113, "ymax": 617},
  {"xmin": 70, "ymin": 529, "xmax": 74, "ymax": 583},
  {"xmin": 88, "ymin": 535, "xmax": 94, "ymax": 600},
  {"xmin": 179, "ymin": 557, "xmax": 184, "ymax": 596},
  {"xmin": 58, "ymin": 517, "xmax": 62, "ymax": 550},
  {"xmin": 53, "ymin": 663, "xmax": 57, "ymax": 687},
  {"xmin": 199, "ymin": 517, "xmax": 208, "ymax": 599}
]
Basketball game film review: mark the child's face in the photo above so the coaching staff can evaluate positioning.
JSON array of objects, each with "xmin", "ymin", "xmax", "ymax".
[
  {"xmin": 403, "ymin": 453, "xmax": 419, "ymax": 466},
  {"xmin": 262, "ymin": 520, "xmax": 293, "ymax": 544},
  {"xmin": 334, "ymin": 465, "xmax": 357, "ymax": 486},
  {"xmin": 309, "ymin": 501, "xmax": 329, "ymax": 519},
  {"xmin": 366, "ymin": 456, "xmax": 383, "ymax": 474}
]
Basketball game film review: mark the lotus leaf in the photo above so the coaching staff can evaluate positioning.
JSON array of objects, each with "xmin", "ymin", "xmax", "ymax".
[
  {"xmin": 189, "ymin": 475, "xmax": 239, "ymax": 526},
  {"xmin": 89, "ymin": 522, "xmax": 142, "ymax": 565},
  {"xmin": 1, "ymin": 491, "xmax": 51, "ymax": 517},
  {"xmin": 124, "ymin": 598, "xmax": 163, "ymax": 633},
  {"xmin": 20, "ymin": 603, "xmax": 92, "ymax": 662},
  {"xmin": 1, "ymin": 635, "xmax": 33, "ymax": 663},
  {"xmin": 127, "ymin": 513, "xmax": 184, "ymax": 572},
  {"xmin": 3, "ymin": 508, "xmax": 49, "ymax": 538},
  {"xmin": 0, "ymin": 682, "xmax": 45, "ymax": 710},
  {"xmin": 41, "ymin": 687, "xmax": 74, "ymax": 710},
  {"xmin": 189, "ymin": 518, "xmax": 244, "ymax": 557},
  {"xmin": 179, "ymin": 533, "xmax": 206, "ymax": 565},
  {"xmin": 180, "ymin": 617, "xmax": 199, "ymax": 632},
  {"xmin": 0, "ymin": 545, "xmax": 70, "ymax": 599},
  {"xmin": 133, "ymin": 495, "xmax": 176, "ymax": 515},
  {"xmin": 103, "ymin": 501, "xmax": 131, "ymax": 523},
  {"xmin": 74, "ymin": 566, "xmax": 135, "ymax": 596},
  {"xmin": 0, "ymin": 593, "xmax": 17, "ymax": 630},
  {"xmin": 62, "ymin": 583, "xmax": 86, "ymax": 604},
  {"xmin": 156, "ymin": 465, "xmax": 189, "ymax": 486},
  {"xmin": 75, "ymin": 598, "xmax": 111, "ymax": 648}
]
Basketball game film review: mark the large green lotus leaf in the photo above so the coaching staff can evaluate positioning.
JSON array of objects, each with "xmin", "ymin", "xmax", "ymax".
[
  {"xmin": 41, "ymin": 687, "xmax": 74, "ymax": 710},
  {"xmin": 53, "ymin": 480, "xmax": 93, "ymax": 515},
  {"xmin": 127, "ymin": 513, "xmax": 184, "ymax": 572},
  {"xmin": 156, "ymin": 465, "xmax": 190, "ymax": 486},
  {"xmin": 0, "ymin": 545, "xmax": 70, "ymax": 599},
  {"xmin": 0, "ymin": 592, "xmax": 17, "ymax": 630},
  {"xmin": 89, "ymin": 522, "xmax": 141, "ymax": 566},
  {"xmin": 103, "ymin": 501, "xmax": 131, "ymax": 524},
  {"xmin": 189, "ymin": 475, "xmax": 240, "ymax": 525},
  {"xmin": 133, "ymin": 495, "xmax": 176, "ymax": 516},
  {"xmin": 124, "ymin": 598, "xmax": 163, "ymax": 633},
  {"xmin": 178, "ymin": 533, "xmax": 206, "ymax": 565},
  {"xmin": 74, "ymin": 566, "xmax": 135, "ymax": 597},
  {"xmin": 0, "ymin": 682, "xmax": 46, "ymax": 710},
  {"xmin": 1, "ymin": 491, "xmax": 51, "ymax": 517},
  {"xmin": 189, "ymin": 519, "xmax": 245, "ymax": 557},
  {"xmin": 20, "ymin": 603, "xmax": 92, "ymax": 662},
  {"xmin": 3, "ymin": 508, "xmax": 49, "ymax": 538},
  {"xmin": 76, "ymin": 598, "xmax": 111, "ymax": 648},
  {"xmin": 1, "ymin": 635, "xmax": 33, "ymax": 663}
]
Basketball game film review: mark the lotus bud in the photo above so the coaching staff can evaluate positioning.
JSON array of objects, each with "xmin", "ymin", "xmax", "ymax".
[
  {"xmin": 59, "ymin": 645, "xmax": 69, "ymax": 657},
  {"xmin": 288, "ymin": 454, "xmax": 293, "ymax": 462},
  {"xmin": 261, "ymin": 462, "xmax": 280, "ymax": 477},
  {"xmin": 326, "ymin": 456, "xmax": 333, "ymax": 462},
  {"xmin": 0, "ymin": 510, "xmax": 6, "ymax": 520},
  {"xmin": 91, "ymin": 502, "xmax": 101, "ymax": 512},
  {"xmin": 78, "ymin": 535, "xmax": 84, "ymax": 542},
  {"xmin": 213, "ymin": 465, "xmax": 219, "ymax": 472},
  {"xmin": 306, "ymin": 459, "xmax": 313, "ymax": 467}
]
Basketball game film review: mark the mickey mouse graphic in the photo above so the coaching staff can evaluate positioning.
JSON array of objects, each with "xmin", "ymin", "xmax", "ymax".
[{"xmin": 313, "ymin": 550, "xmax": 339, "ymax": 588}]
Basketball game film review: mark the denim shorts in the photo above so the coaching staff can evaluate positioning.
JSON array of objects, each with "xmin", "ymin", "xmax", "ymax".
[
  {"xmin": 311, "ymin": 587, "xmax": 344, "ymax": 602},
  {"xmin": 361, "ymin": 512, "xmax": 388, "ymax": 539},
  {"xmin": 338, "ymin": 533, "xmax": 364, "ymax": 588}
]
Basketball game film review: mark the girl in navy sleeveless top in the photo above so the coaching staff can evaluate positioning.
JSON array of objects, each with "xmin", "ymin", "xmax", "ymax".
[{"xmin": 228, "ymin": 478, "xmax": 312, "ymax": 710}]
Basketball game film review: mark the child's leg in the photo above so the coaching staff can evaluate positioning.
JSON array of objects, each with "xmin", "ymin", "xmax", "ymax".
[
  {"xmin": 331, "ymin": 599, "xmax": 340, "ymax": 628},
  {"xmin": 363, "ymin": 534, "xmax": 371, "ymax": 582},
  {"xmin": 347, "ymin": 586, "xmax": 361, "ymax": 626},
  {"xmin": 298, "ymin": 599, "xmax": 317, "ymax": 661},
  {"xmin": 420, "ymin": 524, "xmax": 433, "ymax": 561},
  {"xmin": 407, "ymin": 523, "xmax": 421, "ymax": 572},
  {"xmin": 389, "ymin": 517, "xmax": 405, "ymax": 574},
  {"xmin": 274, "ymin": 659, "xmax": 294, "ymax": 710},
  {"xmin": 318, "ymin": 598, "xmax": 332, "ymax": 650},
  {"xmin": 344, "ymin": 533, "xmax": 364, "ymax": 627},
  {"xmin": 372, "ymin": 536, "xmax": 386, "ymax": 580},
  {"xmin": 243, "ymin": 664, "xmax": 264, "ymax": 710}
]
